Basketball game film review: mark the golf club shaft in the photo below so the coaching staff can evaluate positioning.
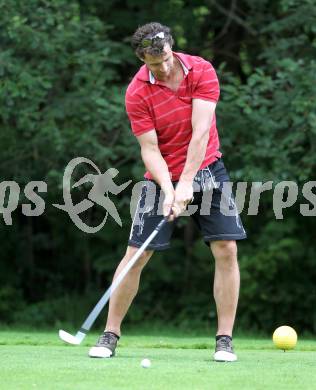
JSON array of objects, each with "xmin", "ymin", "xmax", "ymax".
[{"xmin": 79, "ymin": 214, "xmax": 170, "ymax": 333}]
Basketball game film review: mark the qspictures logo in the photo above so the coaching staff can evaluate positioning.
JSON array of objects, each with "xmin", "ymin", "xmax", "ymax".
[
  {"xmin": 53, "ymin": 157, "xmax": 131, "ymax": 233},
  {"xmin": 0, "ymin": 157, "xmax": 315, "ymax": 233},
  {"xmin": 0, "ymin": 157, "xmax": 132, "ymax": 233}
]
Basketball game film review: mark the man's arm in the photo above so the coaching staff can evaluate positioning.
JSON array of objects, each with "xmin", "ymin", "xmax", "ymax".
[
  {"xmin": 172, "ymin": 99, "xmax": 216, "ymax": 217},
  {"xmin": 181, "ymin": 98, "xmax": 216, "ymax": 182},
  {"xmin": 137, "ymin": 130, "xmax": 174, "ymax": 216}
]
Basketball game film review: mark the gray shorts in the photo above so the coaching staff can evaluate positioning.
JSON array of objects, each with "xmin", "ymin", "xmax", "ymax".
[{"xmin": 128, "ymin": 159, "xmax": 247, "ymax": 251}]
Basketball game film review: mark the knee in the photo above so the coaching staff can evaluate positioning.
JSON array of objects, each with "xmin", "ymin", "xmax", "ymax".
[
  {"xmin": 211, "ymin": 240, "xmax": 237, "ymax": 261},
  {"xmin": 125, "ymin": 246, "xmax": 153, "ymax": 270}
]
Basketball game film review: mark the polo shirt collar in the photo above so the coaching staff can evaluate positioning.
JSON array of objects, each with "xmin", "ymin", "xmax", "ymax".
[{"xmin": 136, "ymin": 52, "xmax": 193, "ymax": 84}]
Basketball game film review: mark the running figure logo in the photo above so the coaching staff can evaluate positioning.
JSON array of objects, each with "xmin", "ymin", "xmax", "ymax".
[{"xmin": 53, "ymin": 157, "xmax": 131, "ymax": 233}]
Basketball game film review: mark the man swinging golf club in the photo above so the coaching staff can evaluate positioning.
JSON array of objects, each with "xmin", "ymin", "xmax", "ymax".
[{"xmin": 89, "ymin": 22, "xmax": 246, "ymax": 362}]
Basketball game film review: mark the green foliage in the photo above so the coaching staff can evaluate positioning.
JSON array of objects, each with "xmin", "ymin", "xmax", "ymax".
[
  {"xmin": 0, "ymin": 286, "xmax": 24, "ymax": 322},
  {"xmin": 0, "ymin": 0, "xmax": 136, "ymax": 185}
]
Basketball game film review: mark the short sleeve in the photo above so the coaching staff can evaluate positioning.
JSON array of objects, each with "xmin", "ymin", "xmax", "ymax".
[
  {"xmin": 192, "ymin": 61, "xmax": 220, "ymax": 102},
  {"xmin": 125, "ymin": 91, "xmax": 155, "ymax": 137}
]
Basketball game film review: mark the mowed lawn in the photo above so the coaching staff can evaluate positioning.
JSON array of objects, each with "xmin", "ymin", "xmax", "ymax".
[{"xmin": 1, "ymin": 328, "xmax": 316, "ymax": 390}]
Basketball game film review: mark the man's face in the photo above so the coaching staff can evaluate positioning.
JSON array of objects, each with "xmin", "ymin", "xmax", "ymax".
[{"xmin": 142, "ymin": 44, "xmax": 174, "ymax": 81}]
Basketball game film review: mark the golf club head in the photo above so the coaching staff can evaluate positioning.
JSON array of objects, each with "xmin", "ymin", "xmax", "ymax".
[{"xmin": 59, "ymin": 329, "xmax": 85, "ymax": 345}]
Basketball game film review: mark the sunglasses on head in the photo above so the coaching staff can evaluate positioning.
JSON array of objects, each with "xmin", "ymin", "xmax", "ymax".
[{"xmin": 140, "ymin": 32, "xmax": 165, "ymax": 48}]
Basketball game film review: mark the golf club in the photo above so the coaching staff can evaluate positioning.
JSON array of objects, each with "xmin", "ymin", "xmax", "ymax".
[{"xmin": 59, "ymin": 213, "xmax": 170, "ymax": 345}]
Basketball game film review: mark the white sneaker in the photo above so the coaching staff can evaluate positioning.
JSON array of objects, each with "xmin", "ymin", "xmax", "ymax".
[
  {"xmin": 89, "ymin": 346, "xmax": 113, "ymax": 358},
  {"xmin": 88, "ymin": 332, "xmax": 119, "ymax": 358},
  {"xmin": 213, "ymin": 336, "xmax": 237, "ymax": 362}
]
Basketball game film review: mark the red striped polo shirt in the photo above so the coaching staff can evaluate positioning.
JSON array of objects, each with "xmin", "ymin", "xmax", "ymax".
[{"xmin": 125, "ymin": 51, "xmax": 222, "ymax": 181}]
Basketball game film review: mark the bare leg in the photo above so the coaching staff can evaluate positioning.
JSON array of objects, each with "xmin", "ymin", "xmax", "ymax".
[
  {"xmin": 105, "ymin": 246, "xmax": 153, "ymax": 336},
  {"xmin": 210, "ymin": 240, "xmax": 240, "ymax": 337}
]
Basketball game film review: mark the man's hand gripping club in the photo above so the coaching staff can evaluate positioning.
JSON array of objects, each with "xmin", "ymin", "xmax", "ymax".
[{"xmin": 163, "ymin": 180, "xmax": 194, "ymax": 221}]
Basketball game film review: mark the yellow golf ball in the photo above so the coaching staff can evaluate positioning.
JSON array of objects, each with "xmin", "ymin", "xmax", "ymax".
[{"xmin": 273, "ymin": 326, "xmax": 297, "ymax": 350}]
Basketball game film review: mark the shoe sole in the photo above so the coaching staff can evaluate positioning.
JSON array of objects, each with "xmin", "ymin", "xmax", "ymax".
[
  {"xmin": 214, "ymin": 350, "xmax": 237, "ymax": 362},
  {"xmin": 88, "ymin": 346, "xmax": 114, "ymax": 358}
]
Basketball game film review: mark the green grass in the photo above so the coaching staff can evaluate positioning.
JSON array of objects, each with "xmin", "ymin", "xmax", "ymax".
[{"xmin": 1, "ymin": 328, "xmax": 316, "ymax": 390}]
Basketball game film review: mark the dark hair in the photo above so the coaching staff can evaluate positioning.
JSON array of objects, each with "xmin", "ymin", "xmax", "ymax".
[{"xmin": 131, "ymin": 22, "xmax": 174, "ymax": 59}]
